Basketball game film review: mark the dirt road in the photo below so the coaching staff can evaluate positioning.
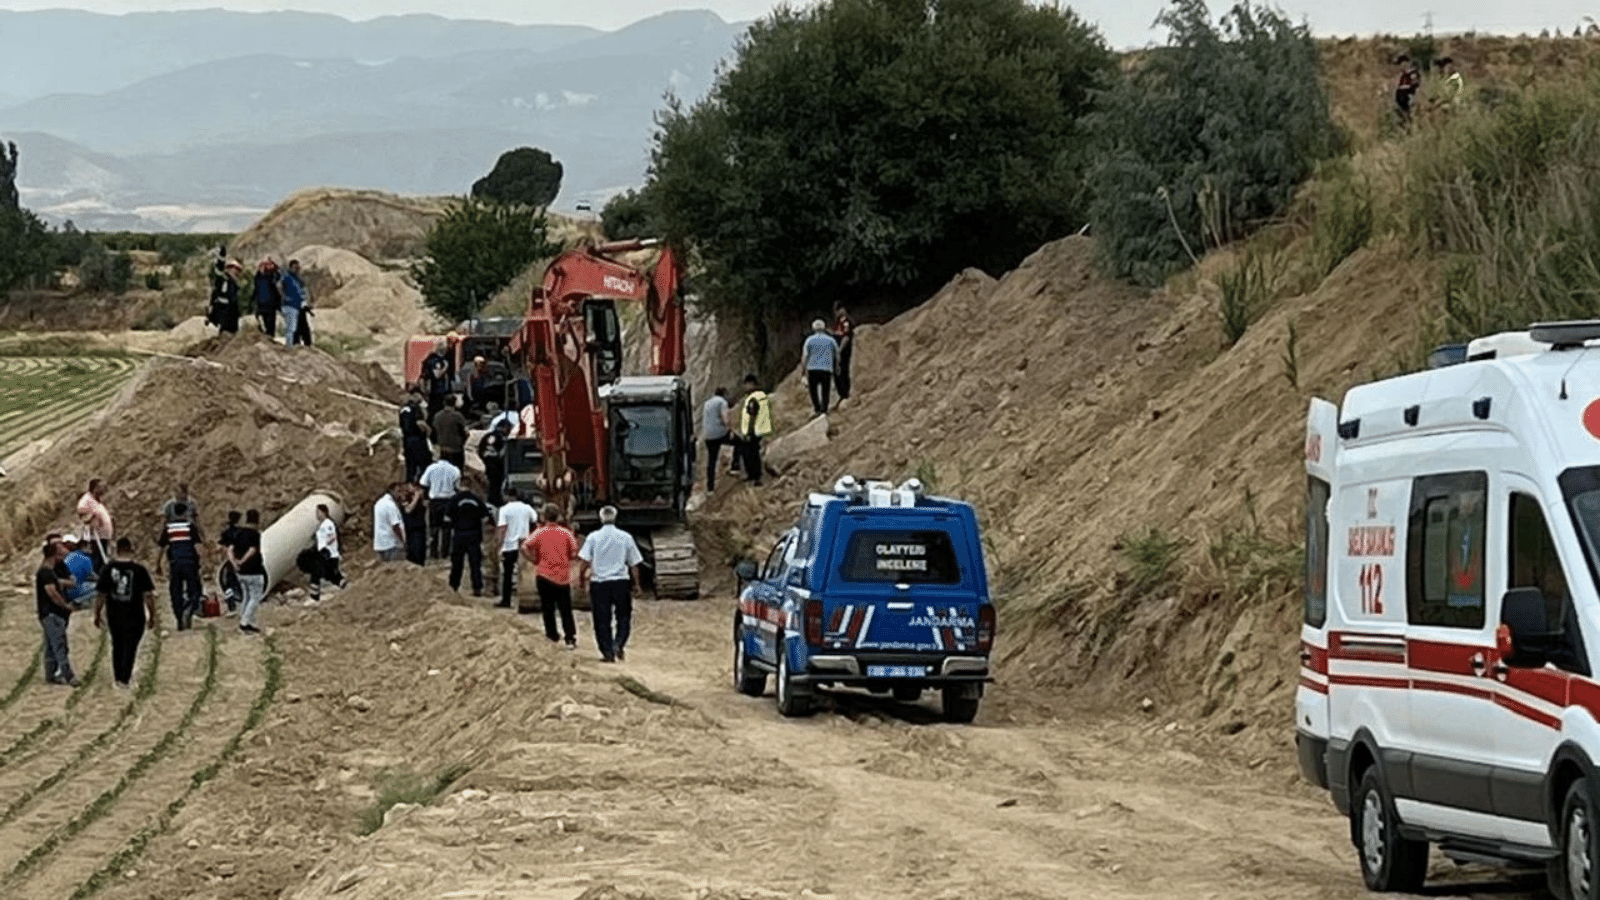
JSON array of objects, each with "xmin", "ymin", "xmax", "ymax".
[{"xmin": 0, "ymin": 566, "xmax": 1540, "ymax": 900}]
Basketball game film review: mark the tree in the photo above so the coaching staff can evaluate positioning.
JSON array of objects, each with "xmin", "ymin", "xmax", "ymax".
[
  {"xmin": 600, "ymin": 188, "xmax": 659, "ymax": 241},
  {"xmin": 411, "ymin": 198, "xmax": 562, "ymax": 323},
  {"xmin": 1085, "ymin": 0, "xmax": 1339, "ymax": 284},
  {"xmin": 642, "ymin": 0, "xmax": 1116, "ymax": 320},
  {"xmin": 471, "ymin": 147, "xmax": 564, "ymax": 208},
  {"xmin": 0, "ymin": 139, "xmax": 55, "ymax": 292}
]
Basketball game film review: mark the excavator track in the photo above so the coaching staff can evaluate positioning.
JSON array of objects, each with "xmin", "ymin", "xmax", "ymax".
[{"xmin": 640, "ymin": 524, "xmax": 700, "ymax": 600}]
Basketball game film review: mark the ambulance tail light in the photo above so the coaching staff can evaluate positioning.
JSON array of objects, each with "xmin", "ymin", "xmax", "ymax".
[
  {"xmin": 976, "ymin": 605, "xmax": 996, "ymax": 652},
  {"xmin": 804, "ymin": 599, "xmax": 824, "ymax": 645}
]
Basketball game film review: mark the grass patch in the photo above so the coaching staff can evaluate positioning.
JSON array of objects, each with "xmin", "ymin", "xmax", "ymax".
[
  {"xmin": 1203, "ymin": 489, "xmax": 1302, "ymax": 600},
  {"xmin": 1114, "ymin": 527, "xmax": 1187, "ymax": 596},
  {"xmin": 616, "ymin": 675, "xmax": 690, "ymax": 708},
  {"xmin": 1217, "ymin": 250, "xmax": 1281, "ymax": 346},
  {"xmin": 0, "ymin": 651, "xmax": 41, "ymax": 714},
  {"xmin": 1308, "ymin": 162, "xmax": 1375, "ymax": 278},
  {"xmin": 356, "ymin": 761, "xmax": 473, "ymax": 836}
]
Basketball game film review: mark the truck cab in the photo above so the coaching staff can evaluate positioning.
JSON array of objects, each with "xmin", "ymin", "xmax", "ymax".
[{"xmin": 733, "ymin": 476, "xmax": 995, "ymax": 722}]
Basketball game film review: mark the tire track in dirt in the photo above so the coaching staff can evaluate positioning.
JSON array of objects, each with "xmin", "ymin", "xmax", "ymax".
[{"xmin": 0, "ymin": 628, "xmax": 108, "ymax": 769}]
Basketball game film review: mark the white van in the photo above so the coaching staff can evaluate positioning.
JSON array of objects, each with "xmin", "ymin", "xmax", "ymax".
[{"xmin": 1300, "ymin": 321, "xmax": 1600, "ymax": 898}]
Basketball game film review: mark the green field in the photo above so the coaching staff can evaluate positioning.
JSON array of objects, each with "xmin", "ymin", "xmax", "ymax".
[{"xmin": 0, "ymin": 356, "xmax": 140, "ymax": 461}]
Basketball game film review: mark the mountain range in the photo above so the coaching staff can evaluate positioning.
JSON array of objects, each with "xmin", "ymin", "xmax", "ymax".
[{"xmin": 0, "ymin": 8, "xmax": 746, "ymax": 231}]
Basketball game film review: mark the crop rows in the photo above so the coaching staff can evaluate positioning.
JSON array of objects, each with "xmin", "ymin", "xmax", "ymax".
[{"xmin": 0, "ymin": 356, "xmax": 138, "ymax": 460}]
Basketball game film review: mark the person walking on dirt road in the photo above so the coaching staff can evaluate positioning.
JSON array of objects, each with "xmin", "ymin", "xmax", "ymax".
[
  {"xmin": 400, "ymin": 386, "xmax": 433, "ymax": 483},
  {"xmin": 75, "ymin": 478, "xmax": 114, "ymax": 565},
  {"xmin": 157, "ymin": 502, "xmax": 203, "ymax": 631},
  {"xmin": 737, "ymin": 375, "xmax": 773, "ymax": 486},
  {"xmin": 447, "ymin": 484, "xmax": 490, "ymax": 596},
  {"xmin": 431, "ymin": 394, "xmax": 469, "ymax": 470},
  {"xmin": 495, "ymin": 487, "xmax": 536, "ymax": 609},
  {"xmin": 95, "ymin": 537, "xmax": 157, "ymax": 689},
  {"xmin": 701, "ymin": 387, "xmax": 730, "ymax": 492},
  {"xmin": 832, "ymin": 304, "xmax": 855, "ymax": 404},
  {"xmin": 37, "ymin": 540, "xmax": 79, "ymax": 686},
  {"xmin": 577, "ymin": 505, "xmax": 642, "ymax": 663},
  {"xmin": 373, "ymin": 484, "xmax": 407, "ymax": 564},
  {"xmin": 421, "ymin": 456, "xmax": 460, "ymax": 560},
  {"xmin": 523, "ymin": 502, "xmax": 579, "ymax": 646},
  {"xmin": 309, "ymin": 503, "xmax": 347, "ymax": 602},
  {"xmin": 160, "ymin": 483, "xmax": 204, "ymax": 542},
  {"xmin": 253, "ymin": 259, "xmax": 281, "ymax": 338},
  {"xmin": 230, "ymin": 509, "xmax": 266, "ymax": 634},
  {"xmin": 802, "ymin": 319, "xmax": 839, "ymax": 416}
]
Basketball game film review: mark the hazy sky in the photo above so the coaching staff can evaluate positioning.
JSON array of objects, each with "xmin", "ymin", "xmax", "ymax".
[{"xmin": 0, "ymin": 1, "xmax": 1593, "ymax": 47}]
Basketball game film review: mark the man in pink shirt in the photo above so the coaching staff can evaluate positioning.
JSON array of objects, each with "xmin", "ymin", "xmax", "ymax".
[
  {"xmin": 75, "ymin": 479, "xmax": 114, "ymax": 563},
  {"xmin": 521, "ymin": 503, "xmax": 579, "ymax": 649}
]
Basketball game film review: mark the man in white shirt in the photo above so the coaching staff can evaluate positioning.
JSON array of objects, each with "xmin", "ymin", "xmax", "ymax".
[
  {"xmin": 420, "ymin": 457, "xmax": 461, "ymax": 560},
  {"xmin": 494, "ymin": 487, "xmax": 536, "ymax": 609},
  {"xmin": 576, "ymin": 505, "xmax": 643, "ymax": 663},
  {"xmin": 372, "ymin": 484, "xmax": 406, "ymax": 563},
  {"xmin": 310, "ymin": 503, "xmax": 347, "ymax": 600}
]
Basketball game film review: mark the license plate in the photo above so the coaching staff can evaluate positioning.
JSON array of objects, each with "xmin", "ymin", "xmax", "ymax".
[{"xmin": 866, "ymin": 665, "xmax": 926, "ymax": 678}]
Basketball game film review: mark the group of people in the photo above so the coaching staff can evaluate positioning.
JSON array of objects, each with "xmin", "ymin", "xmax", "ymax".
[
  {"xmin": 33, "ymin": 480, "xmax": 345, "ymax": 689},
  {"xmin": 204, "ymin": 253, "xmax": 315, "ymax": 348},
  {"xmin": 1394, "ymin": 54, "xmax": 1465, "ymax": 126}
]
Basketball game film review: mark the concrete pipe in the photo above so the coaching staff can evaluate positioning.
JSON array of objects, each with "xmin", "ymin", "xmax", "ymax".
[{"xmin": 261, "ymin": 491, "xmax": 345, "ymax": 593}]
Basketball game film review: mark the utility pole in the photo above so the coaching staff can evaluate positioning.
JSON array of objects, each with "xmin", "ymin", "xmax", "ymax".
[{"xmin": 1424, "ymin": 11, "xmax": 1434, "ymax": 37}]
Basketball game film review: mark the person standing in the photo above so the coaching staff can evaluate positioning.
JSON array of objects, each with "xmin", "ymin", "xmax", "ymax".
[
  {"xmin": 373, "ymin": 484, "xmax": 407, "ymax": 563},
  {"xmin": 208, "ymin": 259, "xmax": 243, "ymax": 335},
  {"xmin": 576, "ymin": 506, "xmax": 642, "ymax": 663},
  {"xmin": 156, "ymin": 502, "xmax": 203, "ymax": 631},
  {"xmin": 478, "ymin": 417, "xmax": 511, "ymax": 506},
  {"xmin": 95, "ymin": 537, "xmax": 157, "ymax": 689},
  {"xmin": 421, "ymin": 340, "xmax": 454, "ymax": 421},
  {"xmin": 217, "ymin": 510, "xmax": 242, "ymax": 615},
  {"xmin": 37, "ymin": 540, "xmax": 78, "ymax": 686},
  {"xmin": 230, "ymin": 510, "xmax": 266, "ymax": 634},
  {"xmin": 60, "ymin": 534, "xmax": 98, "ymax": 609},
  {"xmin": 420, "ymin": 456, "xmax": 460, "ymax": 560},
  {"xmin": 160, "ymin": 483, "xmax": 204, "ymax": 542},
  {"xmin": 279, "ymin": 258, "xmax": 307, "ymax": 348},
  {"xmin": 832, "ymin": 304, "xmax": 855, "ymax": 403},
  {"xmin": 737, "ymin": 374, "xmax": 774, "ymax": 486},
  {"xmin": 75, "ymin": 478, "xmax": 114, "ymax": 565},
  {"xmin": 292, "ymin": 264, "xmax": 315, "ymax": 347},
  {"xmin": 431, "ymin": 394, "xmax": 469, "ymax": 469},
  {"xmin": 494, "ymin": 487, "xmax": 536, "ymax": 609},
  {"xmin": 1395, "ymin": 55, "xmax": 1421, "ymax": 126},
  {"xmin": 254, "ymin": 259, "xmax": 281, "ymax": 337},
  {"xmin": 309, "ymin": 503, "xmax": 347, "ymax": 602},
  {"xmin": 802, "ymin": 318, "xmax": 839, "ymax": 416},
  {"xmin": 400, "ymin": 482, "xmax": 428, "ymax": 566},
  {"xmin": 447, "ymin": 484, "xmax": 490, "ymax": 596},
  {"xmin": 399, "ymin": 387, "xmax": 433, "ymax": 484},
  {"xmin": 701, "ymin": 387, "xmax": 730, "ymax": 492},
  {"xmin": 523, "ymin": 503, "xmax": 580, "ymax": 647}
]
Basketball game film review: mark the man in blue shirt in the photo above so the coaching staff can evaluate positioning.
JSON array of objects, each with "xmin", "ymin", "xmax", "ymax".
[
  {"xmin": 801, "ymin": 319, "xmax": 839, "ymax": 416},
  {"xmin": 60, "ymin": 534, "xmax": 97, "ymax": 609},
  {"xmin": 279, "ymin": 259, "xmax": 307, "ymax": 348},
  {"xmin": 577, "ymin": 506, "xmax": 643, "ymax": 663}
]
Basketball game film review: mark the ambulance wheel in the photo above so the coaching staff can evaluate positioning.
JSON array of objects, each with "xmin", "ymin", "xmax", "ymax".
[
  {"xmin": 1555, "ymin": 777, "xmax": 1600, "ymax": 900},
  {"xmin": 892, "ymin": 686, "xmax": 921, "ymax": 703},
  {"xmin": 774, "ymin": 638, "xmax": 813, "ymax": 718},
  {"xmin": 732, "ymin": 621, "xmax": 766, "ymax": 698},
  {"xmin": 940, "ymin": 686, "xmax": 981, "ymax": 724},
  {"xmin": 1353, "ymin": 767, "xmax": 1427, "ymax": 892}
]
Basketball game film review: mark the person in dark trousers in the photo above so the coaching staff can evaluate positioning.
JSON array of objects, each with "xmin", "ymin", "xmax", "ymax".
[
  {"xmin": 832, "ymin": 304, "xmax": 855, "ymax": 403},
  {"xmin": 420, "ymin": 457, "xmax": 460, "ymax": 560},
  {"xmin": 95, "ymin": 537, "xmax": 157, "ymax": 689},
  {"xmin": 1395, "ymin": 54, "xmax": 1421, "ymax": 126},
  {"xmin": 431, "ymin": 394, "xmax": 469, "ymax": 469},
  {"xmin": 524, "ymin": 503, "xmax": 580, "ymax": 647},
  {"xmin": 309, "ymin": 503, "xmax": 347, "ymax": 601},
  {"xmin": 230, "ymin": 510, "xmax": 266, "ymax": 635},
  {"xmin": 37, "ymin": 540, "xmax": 78, "ymax": 686},
  {"xmin": 399, "ymin": 386, "xmax": 433, "ymax": 483},
  {"xmin": 495, "ymin": 487, "xmax": 536, "ymax": 609},
  {"xmin": 421, "ymin": 340, "xmax": 454, "ymax": 421},
  {"xmin": 217, "ymin": 510, "xmax": 242, "ymax": 614},
  {"xmin": 801, "ymin": 318, "xmax": 839, "ymax": 415},
  {"xmin": 701, "ymin": 387, "xmax": 730, "ymax": 492},
  {"xmin": 400, "ymin": 482, "xmax": 429, "ymax": 566},
  {"xmin": 478, "ymin": 417, "xmax": 511, "ymax": 506},
  {"xmin": 737, "ymin": 374, "xmax": 773, "ymax": 486},
  {"xmin": 577, "ymin": 505, "xmax": 643, "ymax": 662},
  {"xmin": 253, "ymin": 259, "xmax": 281, "ymax": 337},
  {"xmin": 156, "ymin": 502, "xmax": 203, "ymax": 631},
  {"xmin": 447, "ymin": 484, "xmax": 490, "ymax": 596},
  {"xmin": 280, "ymin": 258, "xmax": 307, "ymax": 349},
  {"xmin": 207, "ymin": 259, "xmax": 243, "ymax": 334}
]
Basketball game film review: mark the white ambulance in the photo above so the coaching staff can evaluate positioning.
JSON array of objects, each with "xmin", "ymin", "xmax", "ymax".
[{"xmin": 1300, "ymin": 321, "xmax": 1600, "ymax": 898}]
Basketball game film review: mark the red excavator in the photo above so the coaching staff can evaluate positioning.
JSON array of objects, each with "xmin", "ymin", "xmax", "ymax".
[{"xmin": 506, "ymin": 238, "xmax": 699, "ymax": 599}]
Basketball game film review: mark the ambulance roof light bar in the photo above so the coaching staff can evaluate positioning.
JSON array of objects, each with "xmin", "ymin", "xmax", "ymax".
[{"xmin": 1530, "ymin": 320, "xmax": 1600, "ymax": 349}]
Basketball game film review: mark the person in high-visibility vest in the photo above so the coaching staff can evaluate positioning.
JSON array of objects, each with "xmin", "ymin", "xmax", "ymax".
[{"xmin": 737, "ymin": 374, "xmax": 773, "ymax": 486}]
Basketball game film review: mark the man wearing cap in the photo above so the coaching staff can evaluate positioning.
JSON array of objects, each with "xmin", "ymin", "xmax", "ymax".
[
  {"xmin": 60, "ymin": 534, "xmax": 98, "ymax": 610},
  {"xmin": 208, "ymin": 259, "xmax": 244, "ymax": 334},
  {"xmin": 37, "ymin": 540, "xmax": 78, "ymax": 686}
]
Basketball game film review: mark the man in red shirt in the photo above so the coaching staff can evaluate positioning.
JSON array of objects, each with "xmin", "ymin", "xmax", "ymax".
[{"xmin": 521, "ymin": 503, "xmax": 579, "ymax": 649}]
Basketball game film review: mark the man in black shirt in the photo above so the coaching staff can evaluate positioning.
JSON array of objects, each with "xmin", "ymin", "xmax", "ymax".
[
  {"xmin": 478, "ymin": 418, "xmax": 511, "ymax": 507},
  {"xmin": 447, "ymin": 485, "xmax": 490, "ymax": 596},
  {"xmin": 421, "ymin": 341, "xmax": 454, "ymax": 421},
  {"xmin": 36, "ymin": 541, "xmax": 78, "ymax": 686},
  {"xmin": 157, "ymin": 502, "xmax": 203, "ymax": 631},
  {"xmin": 399, "ymin": 386, "xmax": 433, "ymax": 483},
  {"xmin": 95, "ymin": 537, "xmax": 158, "ymax": 688},
  {"xmin": 230, "ymin": 509, "xmax": 267, "ymax": 635},
  {"xmin": 217, "ymin": 510, "xmax": 242, "ymax": 614}
]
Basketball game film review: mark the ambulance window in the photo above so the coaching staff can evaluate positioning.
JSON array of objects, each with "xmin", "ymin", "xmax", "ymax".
[
  {"xmin": 1508, "ymin": 494, "xmax": 1570, "ymax": 628},
  {"xmin": 1406, "ymin": 472, "xmax": 1487, "ymax": 629},
  {"xmin": 1304, "ymin": 477, "xmax": 1330, "ymax": 628}
]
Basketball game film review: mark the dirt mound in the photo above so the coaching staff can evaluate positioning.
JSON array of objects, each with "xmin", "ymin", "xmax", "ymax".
[
  {"xmin": 290, "ymin": 243, "xmax": 439, "ymax": 343},
  {"xmin": 0, "ymin": 332, "xmax": 400, "ymax": 569},
  {"xmin": 230, "ymin": 189, "xmax": 452, "ymax": 264}
]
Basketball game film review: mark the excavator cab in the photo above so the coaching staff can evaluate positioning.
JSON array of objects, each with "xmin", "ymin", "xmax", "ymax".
[
  {"xmin": 600, "ymin": 376, "xmax": 694, "ymax": 525},
  {"xmin": 583, "ymin": 300, "xmax": 624, "ymax": 386}
]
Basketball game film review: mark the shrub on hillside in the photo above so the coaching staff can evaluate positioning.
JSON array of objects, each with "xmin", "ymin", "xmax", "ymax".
[
  {"xmin": 411, "ymin": 198, "xmax": 562, "ymax": 324},
  {"xmin": 79, "ymin": 244, "xmax": 133, "ymax": 295},
  {"xmin": 1086, "ymin": 0, "xmax": 1340, "ymax": 284},
  {"xmin": 600, "ymin": 188, "xmax": 658, "ymax": 242},
  {"xmin": 642, "ymin": 0, "xmax": 1116, "ymax": 320}
]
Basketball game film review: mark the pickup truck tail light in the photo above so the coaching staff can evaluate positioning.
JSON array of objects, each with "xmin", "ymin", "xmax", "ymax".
[
  {"xmin": 804, "ymin": 599, "xmax": 824, "ymax": 645},
  {"xmin": 976, "ymin": 605, "xmax": 995, "ymax": 652}
]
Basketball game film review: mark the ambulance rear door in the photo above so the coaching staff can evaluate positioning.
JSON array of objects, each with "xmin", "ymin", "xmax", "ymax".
[{"xmin": 1298, "ymin": 398, "xmax": 1338, "ymax": 787}]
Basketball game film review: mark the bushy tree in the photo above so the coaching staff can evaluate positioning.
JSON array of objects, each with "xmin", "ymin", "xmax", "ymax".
[
  {"xmin": 1086, "ymin": 0, "xmax": 1339, "ymax": 284},
  {"xmin": 78, "ymin": 243, "xmax": 133, "ymax": 294},
  {"xmin": 643, "ymin": 0, "xmax": 1115, "ymax": 319},
  {"xmin": 0, "ymin": 139, "xmax": 55, "ymax": 292},
  {"xmin": 411, "ymin": 198, "xmax": 562, "ymax": 323},
  {"xmin": 471, "ymin": 147, "xmax": 564, "ymax": 208},
  {"xmin": 600, "ymin": 188, "xmax": 659, "ymax": 241}
]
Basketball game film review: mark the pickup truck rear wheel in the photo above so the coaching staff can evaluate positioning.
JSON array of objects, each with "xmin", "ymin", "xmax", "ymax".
[
  {"xmin": 940, "ymin": 686, "xmax": 981, "ymax": 723},
  {"xmin": 774, "ymin": 637, "xmax": 813, "ymax": 718},
  {"xmin": 732, "ymin": 621, "xmax": 766, "ymax": 697}
]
